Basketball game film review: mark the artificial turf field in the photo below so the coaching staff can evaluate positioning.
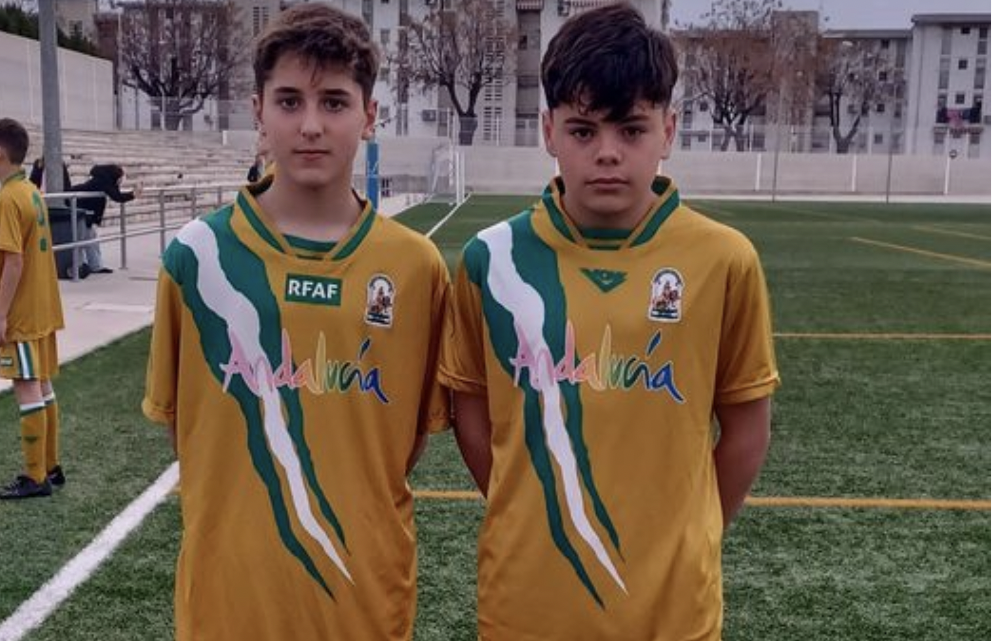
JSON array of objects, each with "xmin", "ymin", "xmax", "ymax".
[{"xmin": 0, "ymin": 196, "xmax": 988, "ymax": 640}]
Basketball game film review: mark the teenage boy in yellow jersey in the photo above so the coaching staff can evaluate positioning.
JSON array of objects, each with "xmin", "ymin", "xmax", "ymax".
[
  {"xmin": 142, "ymin": 5, "xmax": 449, "ymax": 639},
  {"xmin": 0, "ymin": 118, "xmax": 66, "ymax": 500},
  {"xmin": 440, "ymin": 5, "xmax": 780, "ymax": 640}
]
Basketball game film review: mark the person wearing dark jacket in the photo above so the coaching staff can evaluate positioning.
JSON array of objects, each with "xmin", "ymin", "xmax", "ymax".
[{"xmin": 67, "ymin": 164, "xmax": 139, "ymax": 275}]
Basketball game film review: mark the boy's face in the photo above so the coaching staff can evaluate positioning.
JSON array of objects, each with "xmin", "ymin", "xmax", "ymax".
[
  {"xmin": 253, "ymin": 53, "xmax": 376, "ymax": 192},
  {"xmin": 542, "ymin": 99, "xmax": 676, "ymax": 228}
]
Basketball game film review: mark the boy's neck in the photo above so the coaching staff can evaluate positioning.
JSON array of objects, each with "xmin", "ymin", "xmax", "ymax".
[
  {"xmin": 561, "ymin": 189, "xmax": 657, "ymax": 231},
  {"xmin": 256, "ymin": 178, "xmax": 364, "ymax": 242},
  {"xmin": 0, "ymin": 162, "xmax": 20, "ymax": 183}
]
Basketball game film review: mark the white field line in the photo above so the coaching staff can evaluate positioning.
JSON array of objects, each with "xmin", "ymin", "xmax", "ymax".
[
  {"xmin": 0, "ymin": 463, "xmax": 180, "ymax": 641},
  {"xmin": 425, "ymin": 194, "xmax": 473, "ymax": 239}
]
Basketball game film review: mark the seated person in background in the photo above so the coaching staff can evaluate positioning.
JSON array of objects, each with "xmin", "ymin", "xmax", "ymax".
[
  {"xmin": 67, "ymin": 164, "xmax": 141, "ymax": 275},
  {"xmin": 29, "ymin": 156, "xmax": 72, "ymax": 192}
]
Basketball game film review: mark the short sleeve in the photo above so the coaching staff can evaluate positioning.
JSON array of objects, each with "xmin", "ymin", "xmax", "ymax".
[
  {"xmin": 142, "ymin": 267, "xmax": 184, "ymax": 425},
  {"xmin": 0, "ymin": 194, "xmax": 25, "ymax": 254},
  {"xmin": 714, "ymin": 243, "xmax": 780, "ymax": 405},
  {"xmin": 438, "ymin": 252, "xmax": 488, "ymax": 396}
]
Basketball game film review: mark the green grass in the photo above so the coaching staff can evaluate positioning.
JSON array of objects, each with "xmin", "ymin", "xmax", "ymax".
[{"xmin": 1, "ymin": 198, "xmax": 989, "ymax": 640}]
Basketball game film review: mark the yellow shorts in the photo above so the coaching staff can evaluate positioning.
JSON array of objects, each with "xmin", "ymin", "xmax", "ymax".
[{"xmin": 0, "ymin": 334, "xmax": 60, "ymax": 380}]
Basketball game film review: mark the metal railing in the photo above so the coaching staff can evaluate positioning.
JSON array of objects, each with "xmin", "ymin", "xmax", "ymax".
[{"xmin": 44, "ymin": 181, "xmax": 242, "ymax": 282}]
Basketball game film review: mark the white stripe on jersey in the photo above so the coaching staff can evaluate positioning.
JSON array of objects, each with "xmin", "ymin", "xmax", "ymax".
[
  {"xmin": 176, "ymin": 219, "xmax": 353, "ymax": 584},
  {"xmin": 478, "ymin": 222, "xmax": 626, "ymax": 593}
]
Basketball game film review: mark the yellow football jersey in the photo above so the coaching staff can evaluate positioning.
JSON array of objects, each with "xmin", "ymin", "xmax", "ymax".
[
  {"xmin": 143, "ymin": 180, "xmax": 450, "ymax": 640},
  {"xmin": 0, "ymin": 170, "xmax": 64, "ymax": 341},
  {"xmin": 440, "ymin": 177, "xmax": 780, "ymax": 641}
]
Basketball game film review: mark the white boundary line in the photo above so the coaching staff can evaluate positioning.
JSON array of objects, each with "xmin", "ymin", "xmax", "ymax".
[
  {"xmin": 425, "ymin": 193, "xmax": 473, "ymax": 239},
  {"xmin": 0, "ymin": 462, "xmax": 179, "ymax": 641}
]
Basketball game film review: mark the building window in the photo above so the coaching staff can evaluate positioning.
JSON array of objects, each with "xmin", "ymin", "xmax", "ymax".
[
  {"xmin": 896, "ymin": 41, "xmax": 907, "ymax": 68},
  {"xmin": 968, "ymin": 132, "xmax": 981, "ymax": 144},
  {"xmin": 934, "ymin": 130, "xmax": 946, "ymax": 145},
  {"xmin": 979, "ymin": 39, "xmax": 988, "ymax": 55},
  {"xmin": 876, "ymin": 102, "xmax": 886, "ymax": 113},
  {"xmin": 938, "ymin": 58, "xmax": 950, "ymax": 90},
  {"xmin": 980, "ymin": 27, "xmax": 988, "ymax": 39},
  {"xmin": 961, "ymin": 27, "xmax": 971, "ymax": 35},
  {"xmin": 880, "ymin": 39, "xmax": 890, "ymax": 49},
  {"xmin": 380, "ymin": 29, "xmax": 390, "ymax": 46},
  {"xmin": 873, "ymin": 133, "xmax": 884, "ymax": 145},
  {"xmin": 955, "ymin": 92, "xmax": 966, "ymax": 105},
  {"xmin": 976, "ymin": 62, "xmax": 987, "ymax": 90},
  {"xmin": 941, "ymin": 28, "xmax": 952, "ymax": 55},
  {"xmin": 958, "ymin": 59, "xmax": 968, "ymax": 70},
  {"xmin": 878, "ymin": 70, "xmax": 888, "ymax": 82},
  {"xmin": 252, "ymin": 6, "xmax": 270, "ymax": 36}
]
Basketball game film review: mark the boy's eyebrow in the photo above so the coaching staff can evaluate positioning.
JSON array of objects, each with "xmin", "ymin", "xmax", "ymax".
[
  {"xmin": 562, "ymin": 113, "xmax": 652, "ymax": 125},
  {"xmin": 270, "ymin": 86, "xmax": 356, "ymax": 97}
]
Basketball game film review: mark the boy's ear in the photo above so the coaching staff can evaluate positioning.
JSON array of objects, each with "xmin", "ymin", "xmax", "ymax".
[
  {"xmin": 252, "ymin": 94, "xmax": 264, "ymax": 132},
  {"xmin": 541, "ymin": 110, "xmax": 557, "ymax": 157},
  {"xmin": 361, "ymin": 98, "xmax": 379, "ymax": 140},
  {"xmin": 659, "ymin": 107, "xmax": 677, "ymax": 161}
]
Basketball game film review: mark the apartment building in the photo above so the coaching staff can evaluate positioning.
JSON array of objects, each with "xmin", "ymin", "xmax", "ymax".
[
  {"xmin": 677, "ymin": 10, "xmax": 990, "ymax": 158},
  {"xmin": 906, "ymin": 14, "xmax": 990, "ymax": 158}
]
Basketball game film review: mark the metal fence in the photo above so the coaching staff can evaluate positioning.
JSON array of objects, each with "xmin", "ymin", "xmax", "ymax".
[{"xmin": 44, "ymin": 182, "xmax": 242, "ymax": 281}]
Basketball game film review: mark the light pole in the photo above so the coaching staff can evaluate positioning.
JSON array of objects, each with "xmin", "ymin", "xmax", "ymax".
[
  {"xmin": 883, "ymin": 79, "xmax": 904, "ymax": 204},
  {"xmin": 114, "ymin": 3, "xmax": 124, "ymax": 130}
]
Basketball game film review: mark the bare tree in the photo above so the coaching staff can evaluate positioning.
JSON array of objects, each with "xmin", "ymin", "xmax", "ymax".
[
  {"xmin": 677, "ymin": 0, "xmax": 782, "ymax": 151},
  {"xmin": 390, "ymin": 0, "xmax": 515, "ymax": 145},
  {"xmin": 119, "ymin": 0, "xmax": 249, "ymax": 130},
  {"xmin": 816, "ymin": 37, "xmax": 892, "ymax": 154}
]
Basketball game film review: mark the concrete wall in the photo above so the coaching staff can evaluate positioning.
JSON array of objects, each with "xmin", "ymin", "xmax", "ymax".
[
  {"xmin": 365, "ymin": 138, "xmax": 990, "ymax": 197},
  {"xmin": 0, "ymin": 31, "xmax": 113, "ymax": 130}
]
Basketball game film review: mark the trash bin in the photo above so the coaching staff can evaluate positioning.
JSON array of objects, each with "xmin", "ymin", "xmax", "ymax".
[{"xmin": 47, "ymin": 206, "xmax": 92, "ymax": 280}]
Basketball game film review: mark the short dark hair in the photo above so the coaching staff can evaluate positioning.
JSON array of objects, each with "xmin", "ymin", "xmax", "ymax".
[
  {"xmin": 541, "ymin": 3, "xmax": 678, "ymax": 120},
  {"xmin": 0, "ymin": 118, "xmax": 29, "ymax": 165},
  {"xmin": 253, "ymin": 3, "xmax": 380, "ymax": 104}
]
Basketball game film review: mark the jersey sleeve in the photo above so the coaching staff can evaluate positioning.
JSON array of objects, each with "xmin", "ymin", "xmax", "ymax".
[
  {"xmin": 418, "ymin": 248, "xmax": 453, "ymax": 434},
  {"xmin": 438, "ymin": 247, "xmax": 488, "ymax": 396},
  {"xmin": 714, "ymin": 242, "xmax": 780, "ymax": 406},
  {"xmin": 142, "ymin": 266, "xmax": 183, "ymax": 425},
  {"xmin": 0, "ymin": 194, "xmax": 25, "ymax": 254}
]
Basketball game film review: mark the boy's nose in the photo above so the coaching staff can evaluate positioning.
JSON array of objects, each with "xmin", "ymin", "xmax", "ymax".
[
  {"xmin": 300, "ymin": 106, "xmax": 323, "ymax": 138},
  {"xmin": 595, "ymin": 133, "xmax": 622, "ymax": 164}
]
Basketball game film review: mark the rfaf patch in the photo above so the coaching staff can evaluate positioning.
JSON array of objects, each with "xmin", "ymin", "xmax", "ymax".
[
  {"xmin": 285, "ymin": 274, "xmax": 343, "ymax": 306},
  {"xmin": 648, "ymin": 268, "xmax": 684, "ymax": 322},
  {"xmin": 365, "ymin": 274, "xmax": 395, "ymax": 327}
]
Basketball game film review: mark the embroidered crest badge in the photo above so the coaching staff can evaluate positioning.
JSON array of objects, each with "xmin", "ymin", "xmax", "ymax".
[
  {"xmin": 648, "ymin": 268, "xmax": 684, "ymax": 322},
  {"xmin": 365, "ymin": 275, "xmax": 395, "ymax": 327}
]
